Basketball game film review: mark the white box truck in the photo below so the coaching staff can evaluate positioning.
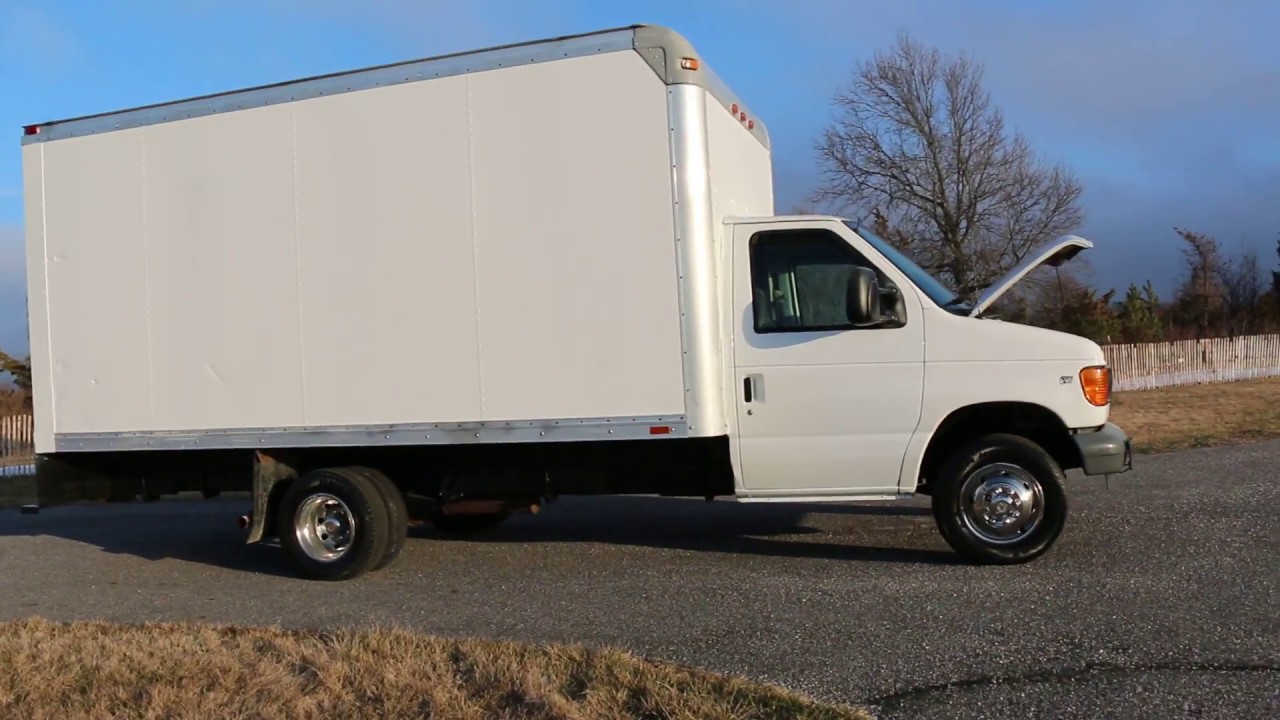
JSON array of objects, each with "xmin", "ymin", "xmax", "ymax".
[{"xmin": 12, "ymin": 24, "xmax": 1130, "ymax": 580}]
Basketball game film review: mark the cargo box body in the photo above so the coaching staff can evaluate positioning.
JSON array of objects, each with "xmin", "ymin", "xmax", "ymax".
[{"xmin": 20, "ymin": 26, "xmax": 774, "ymax": 457}]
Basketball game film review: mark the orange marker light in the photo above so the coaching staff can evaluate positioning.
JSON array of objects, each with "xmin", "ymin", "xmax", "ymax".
[
  {"xmin": 680, "ymin": 57, "xmax": 699, "ymax": 71},
  {"xmin": 1079, "ymin": 366, "xmax": 1111, "ymax": 406}
]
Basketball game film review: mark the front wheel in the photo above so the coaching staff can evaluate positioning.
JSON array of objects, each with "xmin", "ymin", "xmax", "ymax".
[{"xmin": 931, "ymin": 433, "xmax": 1068, "ymax": 565}]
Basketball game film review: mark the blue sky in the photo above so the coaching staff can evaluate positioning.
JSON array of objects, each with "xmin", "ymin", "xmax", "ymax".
[{"xmin": 2, "ymin": 0, "xmax": 1278, "ymax": 355}]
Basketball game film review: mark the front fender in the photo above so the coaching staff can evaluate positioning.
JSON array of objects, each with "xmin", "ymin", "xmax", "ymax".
[{"xmin": 899, "ymin": 399, "xmax": 1087, "ymax": 492}]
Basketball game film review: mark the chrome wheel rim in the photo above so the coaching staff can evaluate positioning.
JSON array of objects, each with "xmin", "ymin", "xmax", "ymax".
[
  {"xmin": 959, "ymin": 463, "xmax": 1044, "ymax": 545},
  {"xmin": 294, "ymin": 493, "xmax": 356, "ymax": 562}
]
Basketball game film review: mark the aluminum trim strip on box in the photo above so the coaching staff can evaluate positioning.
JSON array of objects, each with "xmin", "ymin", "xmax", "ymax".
[
  {"xmin": 23, "ymin": 28, "xmax": 638, "ymax": 144},
  {"xmin": 53, "ymin": 415, "xmax": 689, "ymax": 452},
  {"xmin": 666, "ymin": 85, "xmax": 727, "ymax": 439},
  {"xmin": 630, "ymin": 25, "xmax": 770, "ymax": 150}
]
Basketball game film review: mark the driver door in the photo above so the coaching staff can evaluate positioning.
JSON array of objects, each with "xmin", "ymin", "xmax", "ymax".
[{"xmin": 731, "ymin": 221, "xmax": 925, "ymax": 497}]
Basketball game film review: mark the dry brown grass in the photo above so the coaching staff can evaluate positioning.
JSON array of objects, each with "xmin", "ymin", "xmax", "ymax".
[
  {"xmin": 1111, "ymin": 377, "xmax": 1280, "ymax": 453},
  {"xmin": 0, "ymin": 619, "xmax": 870, "ymax": 720}
]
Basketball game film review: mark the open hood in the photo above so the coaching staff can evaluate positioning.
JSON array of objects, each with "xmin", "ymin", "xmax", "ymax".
[{"xmin": 968, "ymin": 235, "xmax": 1093, "ymax": 317}]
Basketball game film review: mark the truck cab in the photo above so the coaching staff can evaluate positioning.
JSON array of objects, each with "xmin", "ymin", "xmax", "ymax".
[{"xmin": 723, "ymin": 215, "xmax": 1131, "ymax": 562}]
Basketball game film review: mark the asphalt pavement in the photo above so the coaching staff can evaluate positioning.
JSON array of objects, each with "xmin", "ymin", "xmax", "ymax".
[{"xmin": 1, "ymin": 440, "xmax": 1276, "ymax": 719}]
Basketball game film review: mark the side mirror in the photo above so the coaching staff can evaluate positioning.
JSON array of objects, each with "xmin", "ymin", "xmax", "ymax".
[{"xmin": 846, "ymin": 267, "xmax": 883, "ymax": 327}]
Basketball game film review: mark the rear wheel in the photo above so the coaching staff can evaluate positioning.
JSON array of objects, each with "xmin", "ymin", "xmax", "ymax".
[
  {"xmin": 348, "ymin": 466, "xmax": 408, "ymax": 571},
  {"xmin": 278, "ymin": 467, "xmax": 390, "ymax": 581},
  {"xmin": 931, "ymin": 433, "xmax": 1067, "ymax": 565}
]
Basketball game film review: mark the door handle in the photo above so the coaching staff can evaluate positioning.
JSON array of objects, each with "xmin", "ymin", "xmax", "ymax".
[{"xmin": 743, "ymin": 374, "xmax": 762, "ymax": 404}]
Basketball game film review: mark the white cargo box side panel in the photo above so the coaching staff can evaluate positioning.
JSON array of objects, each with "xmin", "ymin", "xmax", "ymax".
[
  {"xmin": 144, "ymin": 105, "xmax": 307, "ymax": 431},
  {"xmin": 40, "ymin": 130, "xmax": 155, "ymax": 435},
  {"xmin": 467, "ymin": 52, "xmax": 684, "ymax": 421},
  {"xmin": 293, "ymin": 74, "xmax": 482, "ymax": 427},
  {"xmin": 31, "ymin": 46, "xmax": 687, "ymax": 438},
  {"xmin": 703, "ymin": 84, "xmax": 774, "ymax": 448},
  {"xmin": 705, "ymin": 91, "xmax": 774, "ymax": 222},
  {"xmin": 21, "ymin": 144, "xmax": 54, "ymax": 453}
]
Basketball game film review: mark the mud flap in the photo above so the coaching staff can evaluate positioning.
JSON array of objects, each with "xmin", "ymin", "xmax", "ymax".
[{"xmin": 247, "ymin": 451, "xmax": 297, "ymax": 544}]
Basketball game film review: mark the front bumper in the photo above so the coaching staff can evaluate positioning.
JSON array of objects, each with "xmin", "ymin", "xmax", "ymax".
[{"xmin": 1073, "ymin": 422, "xmax": 1133, "ymax": 476}]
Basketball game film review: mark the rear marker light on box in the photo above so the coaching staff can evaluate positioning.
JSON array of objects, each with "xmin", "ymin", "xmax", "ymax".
[
  {"xmin": 649, "ymin": 426, "xmax": 672, "ymax": 436},
  {"xmin": 23, "ymin": 125, "xmax": 39, "ymax": 136}
]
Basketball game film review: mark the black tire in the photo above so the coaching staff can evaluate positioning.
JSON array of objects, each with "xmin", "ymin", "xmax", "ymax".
[
  {"xmin": 277, "ymin": 467, "xmax": 390, "ymax": 581},
  {"xmin": 348, "ymin": 466, "xmax": 408, "ymax": 571},
  {"xmin": 931, "ymin": 433, "xmax": 1068, "ymax": 565},
  {"xmin": 430, "ymin": 512, "xmax": 510, "ymax": 536}
]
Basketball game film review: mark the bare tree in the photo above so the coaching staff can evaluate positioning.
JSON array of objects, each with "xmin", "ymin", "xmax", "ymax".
[
  {"xmin": 1272, "ymin": 231, "xmax": 1280, "ymax": 313},
  {"xmin": 814, "ymin": 33, "xmax": 1085, "ymax": 300},
  {"xmin": 0, "ymin": 349, "xmax": 31, "ymax": 393},
  {"xmin": 1173, "ymin": 228, "xmax": 1224, "ymax": 336},
  {"xmin": 1219, "ymin": 245, "xmax": 1263, "ymax": 335}
]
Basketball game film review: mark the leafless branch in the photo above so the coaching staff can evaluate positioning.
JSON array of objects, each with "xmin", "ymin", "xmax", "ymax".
[{"xmin": 814, "ymin": 32, "xmax": 1085, "ymax": 298}]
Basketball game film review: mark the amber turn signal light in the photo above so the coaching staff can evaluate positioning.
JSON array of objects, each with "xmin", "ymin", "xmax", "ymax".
[{"xmin": 1080, "ymin": 366, "xmax": 1111, "ymax": 406}]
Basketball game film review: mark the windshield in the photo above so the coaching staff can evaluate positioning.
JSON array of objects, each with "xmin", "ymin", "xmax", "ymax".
[{"xmin": 843, "ymin": 222, "xmax": 965, "ymax": 311}]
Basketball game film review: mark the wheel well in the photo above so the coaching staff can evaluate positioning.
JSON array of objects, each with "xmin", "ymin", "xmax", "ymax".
[{"xmin": 915, "ymin": 402, "xmax": 1081, "ymax": 493}]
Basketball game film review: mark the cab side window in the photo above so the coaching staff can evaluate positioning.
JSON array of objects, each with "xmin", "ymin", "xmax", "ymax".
[{"xmin": 749, "ymin": 229, "xmax": 905, "ymax": 333}]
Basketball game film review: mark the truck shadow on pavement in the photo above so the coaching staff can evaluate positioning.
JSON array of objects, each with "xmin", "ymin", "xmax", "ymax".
[
  {"xmin": 0, "ymin": 494, "xmax": 956, "ymax": 577},
  {"xmin": 0, "ymin": 497, "xmax": 293, "ymax": 577},
  {"xmin": 418, "ymin": 496, "xmax": 957, "ymax": 566}
]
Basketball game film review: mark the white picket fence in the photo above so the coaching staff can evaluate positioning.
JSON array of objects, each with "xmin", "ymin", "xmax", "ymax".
[
  {"xmin": 1, "ymin": 413, "xmax": 33, "ymax": 462},
  {"xmin": 1102, "ymin": 334, "xmax": 1280, "ymax": 391}
]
